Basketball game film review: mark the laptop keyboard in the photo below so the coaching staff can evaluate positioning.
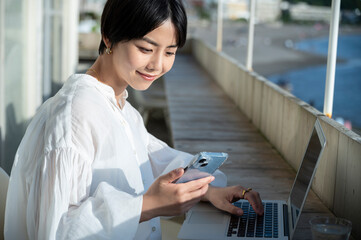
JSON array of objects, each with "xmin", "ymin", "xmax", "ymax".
[{"xmin": 227, "ymin": 202, "xmax": 279, "ymax": 238}]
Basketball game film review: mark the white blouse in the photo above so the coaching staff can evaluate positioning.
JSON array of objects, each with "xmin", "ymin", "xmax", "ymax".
[{"xmin": 4, "ymin": 74, "xmax": 226, "ymax": 240}]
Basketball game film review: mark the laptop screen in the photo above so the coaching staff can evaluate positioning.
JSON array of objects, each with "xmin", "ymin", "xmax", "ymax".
[{"xmin": 288, "ymin": 119, "xmax": 326, "ymax": 235}]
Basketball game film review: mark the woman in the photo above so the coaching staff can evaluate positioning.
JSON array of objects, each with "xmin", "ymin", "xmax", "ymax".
[{"xmin": 4, "ymin": 0, "xmax": 263, "ymax": 239}]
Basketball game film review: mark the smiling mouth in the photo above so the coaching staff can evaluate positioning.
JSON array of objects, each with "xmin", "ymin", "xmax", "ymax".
[{"xmin": 137, "ymin": 71, "xmax": 158, "ymax": 81}]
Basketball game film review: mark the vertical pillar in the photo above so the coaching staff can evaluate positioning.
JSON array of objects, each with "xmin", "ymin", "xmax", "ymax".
[
  {"xmin": 323, "ymin": 0, "xmax": 341, "ymax": 118},
  {"xmin": 246, "ymin": 0, "xmax": 256, "ymax": 71},
  {"xmin": 216, "ymin": 0, "xmax": 223, "ymax": 52},
  {"xmin": 23, "ymin": 0, "xmax": 43, "ymax": 118},
  {"xmin": 62, "ymin": 0, "xmax": 80, "ymax": 82}
]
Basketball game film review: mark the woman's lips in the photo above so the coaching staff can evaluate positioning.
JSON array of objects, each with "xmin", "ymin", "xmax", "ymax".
[{"xmin": 137, "ymin": 71, "xmax": 157, "ymax": 81}]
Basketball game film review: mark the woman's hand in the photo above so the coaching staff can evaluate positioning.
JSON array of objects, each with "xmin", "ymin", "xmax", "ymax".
[
  {"xmin": 202, "ymin": 185, "xmax": 264, "ymax": 216},
  {"xmin": 140, "ymin": 168, "xmax": 215, "ymax": 222}
]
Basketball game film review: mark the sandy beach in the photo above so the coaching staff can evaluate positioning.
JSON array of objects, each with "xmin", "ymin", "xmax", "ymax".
[{"xmin": 191, "ymin": 21, "xmax": 361, "ymax": 77}]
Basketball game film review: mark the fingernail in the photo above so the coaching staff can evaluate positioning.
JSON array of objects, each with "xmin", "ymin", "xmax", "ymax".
[{"xmin": 237, "ymin": 210, "xmax": 243, "ymax": 215}]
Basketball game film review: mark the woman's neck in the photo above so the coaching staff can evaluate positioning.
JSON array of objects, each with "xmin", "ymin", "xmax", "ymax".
[{"xmin": 87, "ymin": 55, "xmax": 128, "ymax": 107}]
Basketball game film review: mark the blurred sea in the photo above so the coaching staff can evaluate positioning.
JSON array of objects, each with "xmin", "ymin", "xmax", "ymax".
[{"xmin": 268, "ymin": 34, "xmax": 361, "ymax": 129}]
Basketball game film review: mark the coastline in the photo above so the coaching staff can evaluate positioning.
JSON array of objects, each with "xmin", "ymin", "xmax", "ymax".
[{"xmin": 192, "ymin": 22, "xmax": 361, "ymax": 77}]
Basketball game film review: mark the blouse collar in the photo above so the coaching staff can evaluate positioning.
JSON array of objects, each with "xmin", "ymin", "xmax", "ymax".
[{"xmin": 77, "ymin": 74, "xmax": 128, "ymax": 109}]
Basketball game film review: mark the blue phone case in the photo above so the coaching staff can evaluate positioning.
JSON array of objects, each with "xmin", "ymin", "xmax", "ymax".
[{"xmin": 174, "ymin": 152, "xmax": 228, "ymax": 183}]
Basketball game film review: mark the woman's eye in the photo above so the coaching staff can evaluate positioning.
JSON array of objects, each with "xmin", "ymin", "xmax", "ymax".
[
  {"xmin": 139, "ymin": 47, "xmax": 152, "ymax": 53},
  {"xmin": 166, "ymin": 51, "xmax": 176, "ymax": 56}
]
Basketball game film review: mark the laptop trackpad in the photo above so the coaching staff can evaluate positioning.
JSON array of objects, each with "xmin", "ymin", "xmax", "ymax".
[{"xmin": 189, "ymin": 211, "xmax": 225, "ymax": 224}]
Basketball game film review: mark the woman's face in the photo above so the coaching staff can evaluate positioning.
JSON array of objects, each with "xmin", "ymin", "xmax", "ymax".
[{"xmin": 109, "ymin": 19, "xmax": 178, "ymax": 91}]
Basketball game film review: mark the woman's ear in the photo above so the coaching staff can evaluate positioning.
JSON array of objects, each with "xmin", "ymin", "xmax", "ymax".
[{"xmin": 102, "ymin": 36, "xmax": 111, "ymax": 49}]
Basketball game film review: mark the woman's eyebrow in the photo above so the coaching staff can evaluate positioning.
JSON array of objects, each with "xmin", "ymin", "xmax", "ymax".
[{"xmin": 141, "ymin": 37, "xmax": 177, "ymax": 48}]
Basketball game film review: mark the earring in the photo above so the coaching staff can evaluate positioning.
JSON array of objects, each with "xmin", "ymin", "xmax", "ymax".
[{"xmin": 105, "ymin": 47, "xmax": 112, "ymax": 55}]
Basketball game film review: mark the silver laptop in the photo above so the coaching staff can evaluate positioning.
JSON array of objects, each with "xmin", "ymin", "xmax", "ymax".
[{"xmin": 178, "ymin": 118, "xmax": 326, "ymax": 240}]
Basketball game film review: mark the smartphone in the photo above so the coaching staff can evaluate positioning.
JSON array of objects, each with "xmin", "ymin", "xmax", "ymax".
[{"xmin": 174, "ymin": 152, "xmax": 228, "ymax": 184}]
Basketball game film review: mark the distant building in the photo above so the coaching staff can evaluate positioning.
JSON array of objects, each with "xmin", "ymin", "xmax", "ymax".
[
  {"xmin": 202, "ymin": 0, "xmax": 282, "ymax": 23},
  {"xmin": 229, "ymin": 0, "xmax": 281, "ymax": 23},
  {"xmin": 289, "ymin": 2, "xmax": 332, "ymax": 22},
  {"xmin": 190, "ymin": 0, "xmax": 332, "ymax": 23},
  {"xmin": 255, "ymin": 0, "xmax": 281, "ymax": 22},
  {"xmin": 226, "ymin": 0, "xmax": 249, "ymax": 20}
]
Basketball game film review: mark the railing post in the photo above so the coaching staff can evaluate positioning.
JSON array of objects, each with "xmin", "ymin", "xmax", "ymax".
[
  {"xmin": 323, "ymin": 0, "xmax": 341, "ymax": 118},
  {"xmin": 216, "ymin": 0, "xmax": 223, "ymax": 52},
  {"xmin": 246, "ymin": 0, "xmax": 256, "ymax": 71}
]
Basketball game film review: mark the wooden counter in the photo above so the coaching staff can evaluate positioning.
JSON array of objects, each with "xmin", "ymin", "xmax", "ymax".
[{"xmin": 163, "ymin": 54, "xmax": 335, "ymax": 240}]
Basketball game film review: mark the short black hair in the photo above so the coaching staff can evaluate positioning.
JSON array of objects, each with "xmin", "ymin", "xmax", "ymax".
[{"xmin": 99, "ymin": 0, "xmax": 187, "ymax": 54}]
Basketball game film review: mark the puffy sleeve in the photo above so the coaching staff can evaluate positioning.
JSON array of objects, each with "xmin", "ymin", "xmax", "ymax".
[
  {"xmin": 147, "ymin": 133, "xmax": 193, "ymax": 178},
  {"xmin": 34, "ymin": 148, "xmax": 142, "ymax": 240},
  {"xmin": 147, "ymin": 134, "xmax": 227, "ymax": 187}
]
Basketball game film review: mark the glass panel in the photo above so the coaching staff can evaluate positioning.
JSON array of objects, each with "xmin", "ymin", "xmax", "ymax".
[
  {"xmin": 43, "ymin": 0, "xmax": 62, "ymax": 100},
  {"xmin": 0, "ymin": 0, "xmax": 4, "ymax": 169},
  {"xmin": 52, "ymin": 11, "xmax": 63, "ymax": 93},
  {"xmin": 3, "ymin": 0, "xmax": 26, "ymax": 172}
]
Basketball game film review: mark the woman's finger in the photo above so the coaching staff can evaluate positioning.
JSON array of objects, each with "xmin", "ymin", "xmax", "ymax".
[
  {"xmin": 245, "ymin": 191, "xmax": 264, "ymax": 215},
  {"xmin": 222, "ymin": 202, "xmax": 244, "ymax": 216},
  {"xmin": 159, "ymin": 168, "xmax": 184, "ymax": 183},
  {"xmin": 186, "ymin": 183, "xmax": 209, "ymax": 201},
  {"xmin": 180, "ymin": 175, "xmax": 215, "ymax": 192}
]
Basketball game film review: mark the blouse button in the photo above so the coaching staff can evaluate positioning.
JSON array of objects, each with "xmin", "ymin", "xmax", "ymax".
[{"xmin": 152, "ymin": 226, "xmax": 156, "ymax": 232}]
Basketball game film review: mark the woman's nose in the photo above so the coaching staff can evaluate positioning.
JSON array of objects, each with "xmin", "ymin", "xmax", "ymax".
[{"xmin": 146, "ymin": 53, "xmax": 162, "ymax": 72}]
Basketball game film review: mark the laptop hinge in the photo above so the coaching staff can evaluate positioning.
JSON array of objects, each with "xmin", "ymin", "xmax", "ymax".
[{"xmin": 283, "ymin": 204, "xmax": 289, "ymax": 237}]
